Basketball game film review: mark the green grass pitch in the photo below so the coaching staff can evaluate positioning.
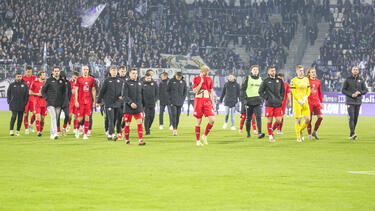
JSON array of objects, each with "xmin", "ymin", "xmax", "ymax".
[{"xmin": 0, "ymin": 111, "xmax": 374, "ymax": 210}]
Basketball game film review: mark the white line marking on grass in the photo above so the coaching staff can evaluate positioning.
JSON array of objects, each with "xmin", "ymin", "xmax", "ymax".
[{"xmin": 347, "ymin": 171, "xmax": 375, "ymax": 175}]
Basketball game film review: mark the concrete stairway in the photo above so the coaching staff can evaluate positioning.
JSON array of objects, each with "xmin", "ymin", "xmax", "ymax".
[{"xmin": 301, "ymin": 22, "xmax": 330, "ymax": 69}]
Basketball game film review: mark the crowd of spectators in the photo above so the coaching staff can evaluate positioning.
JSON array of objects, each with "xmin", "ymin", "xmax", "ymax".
[
  {"xmin": 0, "ymin": 0, "xmax": 342, "ymax": 80},
  {"xmin": 314, "ymin": 2, "xmax": 375, "ymax": 92}
]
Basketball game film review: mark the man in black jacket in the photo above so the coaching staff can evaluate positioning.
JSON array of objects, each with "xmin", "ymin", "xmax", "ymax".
[
  {"xmin": 258, "ymin": 66, "xmax": 285, "ymax": 142},
  {"xmin": 56, "ymin": 71, "xmax": 72, "ymax": 136},
  {"xmin": 158, "ymin": 72, "xmax": 172, "ymax": 130},
  {"xmin": 142, "ymin": 73, "xmax": 159, "ymax": 135},
  {"xmin": 7, "ymin": 72, "xmax": 29, "ymax": 136},
  {"xmin": 341, "ymin": 66, "xmax": 368, "ymax": 140},
  {"xmin": 241, "ymin": 65, "xmax": 265, "ymax": 139},
  {"xmin": 219, "ymin": 73, "xmax": 240, "ymax": 130},
  {"xmin": 117, "ymin": 65, "xmax": 128, "ymax": 139},
  {"xmin": 167, "ymin": 71, "xmax": 187, "ymax": 136},
  {"xmin": 122, "ymin": 68, "xmax": 145, "ymax": 145},
  {"xmin": 41, "ymin": 66, "xmax": 66, "ymax": 140},
  {"xmin": 97, "ymin": 66, "xmax": 123, "ymax": 141}
]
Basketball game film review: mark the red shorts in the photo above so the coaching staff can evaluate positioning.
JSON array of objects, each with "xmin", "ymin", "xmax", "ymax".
[
  {"xmin": 309, "ymin": 103, "xmax": 322, "ymax": 116},
  {"xmin": 265, "ymin": 106, "xmax": 283, "ymax": 117},
  {"xmin": 123, "ymin": 113, "xmax": 143, "ymax": 122},
  {"xmin": 69, "ymin": 102, "xmax": 78, "ymax": 115},
  {"xmin": 34, "ymin": 106, "xmax": 47, "ymax": 116},
  {"xmin": 76, "ymin": 104, "xmax": 92, "ymax": 117},
  {"xmin": 194, "ymin": 98, "xmax": 214, "ymax": 118},
  {"xmin": 24, "ymin": 100, "xmax": 34, "ymax": 113}
]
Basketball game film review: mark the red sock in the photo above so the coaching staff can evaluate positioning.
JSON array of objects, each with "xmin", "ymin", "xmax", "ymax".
[
  {"xmin": 84, "ymin": 121, "xmax": 90, "ymax": 135},
  {"xmin": 24, "ymin": 115, "xmax": 29, "ymax": 129},
  {"xmin": 204, "ymin": 123, "xmax": 213, "ymax": 136},
  {"xmin": 63, "ymin": 124, "xmax": 67, "ymax": 129},
  {"xmin": 251, "ymin": 120, "xmax": 256, "ymax": 131},
  {"xmin": 35, "ymin": 120, "xmax": 41, "ymax": 132},
  {"xmin": 41, "ymin": 121, "xmax": 45, "ymax": 132},
  {"xmin": 68, "ymin": 117, "xmax": 72, "ymax": 125},
  {"xmin": 195, "ymin": 126, "xmax": 200, "ymax": 141},
  {"xmin": 278, "ymin": 118, "xmax": 284, "ymax": 131},
  {"xmin": 272, "ymin": 121, "xmax": 278, "ymax": 131},
  {"xmin": 30, "ymin": 114, "xmax": 35, "ymax": 125},
  {"xmin": 239, "ymin": 118, "xmax": 245, "ymax": 130},
  {"xmin": 74, "ymin": 119, "xmax": 79, "ymax": 129},
  {"xmin": 314, "ymin": 117, "xmax": 323, "ymax": 132},
  {"xmin": 307, "ymin": 119, "xmax": 312, "ymax": 135},
  {"xmin": 57, "ymin": 127, "xmax": 61, "ymax": 133},
  {"xmin": 124, "ymin": 125, "xmax": 130, "ymax": 141},
  {"xmin": 137, "ymin": 124, "xmax": 143, "ymax": 140},
  {"xmin": 267, "ymin": 122, "xmax": 273, "ymax": 136}
]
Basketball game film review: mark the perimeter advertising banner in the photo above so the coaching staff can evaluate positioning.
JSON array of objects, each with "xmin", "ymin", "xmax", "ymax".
[{"xmin": 1, "ymin": 73, "xmax": 374, "ymax": 116}]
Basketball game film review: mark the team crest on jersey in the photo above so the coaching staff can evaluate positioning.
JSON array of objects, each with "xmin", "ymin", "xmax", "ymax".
[
  {"xmin": 358, "ymin": 80, "xmax": 361, "ymax": 82},
  {"xmin": 117, "ymin": 80, "xmax": 120, "ymax": 83},
  {"xmin": 85, "ymin": 82, "xmax": 88, "ymax": 84},
  {"xmin": 151, "ymin": 82, "xmax": 154, "ymax": 86},
  {"xmin": 108, "ymin": 108, "xmax": 112, "ymax": 111},
  {"xmin": 276, "ymin": 80, "xmax": 279, "ymax": 83},
  {"xmin": 138, "ymin": 82, "xmax": 141, "ymax": 85},
  {"xmin": 21, "ymin": 85, "xmax": 24, "ymax": 87},
  {"xmin": 180, "ymin": 81, "xmax": 182, "ymax": 83},
  {"xmin": 313, "ymin": 84, "xmax": 315, "ymax": 87}
]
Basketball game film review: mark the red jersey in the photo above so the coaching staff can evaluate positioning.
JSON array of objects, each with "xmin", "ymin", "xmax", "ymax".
[
  {"xmin": 308, "ymin": 78, "xmax": 323, "ymax": 105},
  {"xmin": 282, "ymin": 81, "xmax": 290, "ymax": 104},
  {"xmin": 70, "ymin": 79, "xmax": 77, "ymax": 104},
  {"xmin": 30, "ymin": 79, "xmax": 46, "ymax": 107},
  {"xmin": 75, "ymin": 75, "xmax": 95, "ymax": 105},
  {"xmin": 23, "ymin": 75, "xmax": 36, "ymax": 102},
  {"xmin": 22, "ymin": 75, "xmax": 36, "ymax": 88},
  {"xmin": 192, "ymin": 75, "xmax": 213, "ymax": 93}
]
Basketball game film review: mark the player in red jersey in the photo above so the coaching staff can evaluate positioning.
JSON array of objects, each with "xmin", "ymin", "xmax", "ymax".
[
  {"xmin": 29, "ymin": 71, "xmax": 47, "ymax": 137},
  {"xmin": 306, "ymin": 67, "xmax": 323, "ymax": 140},
  {"xmin": 66, "ymin": 71, "xmax": 79, "ymax": 133},
  {"xmin": 74, "ymin": 65, "xmax": 96, "ymax": 140},
  {"xmin": 22, "ymin": 66, "xmax": 37, "ymax": 134},
  {"xmin": 193, "ymin": 65, "xmax": 215, "ymax": 146},
  {"xmin": 272, "ymin": 72, "xmax": 291, "ymax": 134}
]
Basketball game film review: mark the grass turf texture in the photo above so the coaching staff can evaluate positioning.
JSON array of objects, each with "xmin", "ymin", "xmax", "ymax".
[{"xmin": 0, "ymin": 111, "xmax": 374, "ymax": 210}]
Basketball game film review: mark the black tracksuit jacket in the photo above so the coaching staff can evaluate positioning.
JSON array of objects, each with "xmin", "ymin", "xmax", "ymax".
[
  {"xmin": 7, "ymin": 80, "xmax": 29, "ymax": 112},
  {"xmin": 258, "ymin": 77, "xmax": 285, "ymax": 107}
]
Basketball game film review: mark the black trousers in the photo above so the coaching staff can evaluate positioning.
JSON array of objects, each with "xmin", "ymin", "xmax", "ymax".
[
  {"xmin": 144, "ymin": 106, "xmax": 155, "ymax": 133},
  {"xmin": 106, "ymin": 107, "xmax": 121, "ymax": 135},
  {"xmin": 57, "ymin": 106, "xmax": 69, "ymax": 128},
  {"xmin": 171, "ymin": 105, "xmax": 182, "ymax": 129},
  {"xmin": 347, "ymin": 104, "xmax": 361, "ymax": 136},
  {"xmin": 10, "ymin": 111, "xmax": 24, "ymax": 131},
  {"xmin": 187, "ymin": 100, "xmax": 194, "ymax": 116},
  {"xmin": 245, "ymin": 104, "xmax": 262, "ymax": 136},
  {"xmin": 116, "ymin": 109, "xmax": 123, "ymax": 134},
  {"xmin": 104, "ymin": 109, "xmax": 109, "ymax": 132},
  {"xmin": 159, "ymin": 104, "xmax": 172, "ymax": 126}
]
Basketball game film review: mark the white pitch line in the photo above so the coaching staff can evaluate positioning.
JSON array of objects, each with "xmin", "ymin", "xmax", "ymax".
[{"xmin": 347, "ymin": 171, "xmax": 375, "ymax": 175}]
